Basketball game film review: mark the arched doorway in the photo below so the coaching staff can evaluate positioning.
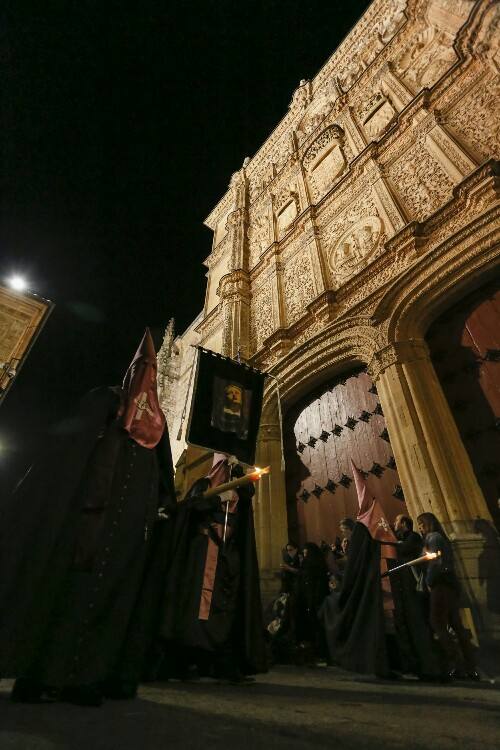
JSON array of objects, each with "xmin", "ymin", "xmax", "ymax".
[
  {"xmin": 284, "ymin": 366, "xmax": 406, "ymax": 546},
  {"xmin": 427, "ymin": 277, "xmax": 500, "ymax": 532}
]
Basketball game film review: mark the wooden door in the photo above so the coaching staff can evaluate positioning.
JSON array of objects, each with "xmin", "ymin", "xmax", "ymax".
[
  {"xmin": 427, "ymin": 278, "xmax": 500, "ymax": 532},
  {"xmin": 284, "ymin": 367, "xmax": 406, "ymax": 546}
]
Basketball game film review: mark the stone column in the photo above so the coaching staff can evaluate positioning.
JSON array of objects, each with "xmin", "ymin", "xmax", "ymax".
[
  {"xmin": 219, "ymin": 169, "xmax": 251, "ymax": 359},
  {"xmin": 254, "ymin": 416, "xmax": 288, "ymax": 602},
  {"xmin": 219, "ymin": 271, "xmax": 251, "ymax": 359},
  {"xmin": 371, "ymin": 338, "xmax": 489, "ymax": 523},
  {"xmin": 371, "ymin": 339, "xmax": 500, "ymax": 644}
]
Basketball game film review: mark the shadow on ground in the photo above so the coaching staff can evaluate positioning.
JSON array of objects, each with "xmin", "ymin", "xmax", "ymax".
[{"xmin": 1, "ymin": 667, "xmax": 499, "ymax": 750}]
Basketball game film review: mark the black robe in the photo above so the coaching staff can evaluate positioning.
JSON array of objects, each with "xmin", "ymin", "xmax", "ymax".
[
  {"xmin": 0, "ymin": 387, "xmax": 176, "ymax": 689},
  {"xmin": 321, "ymin": 523, "xmax": 440, "ymax": 678},
  {"xmin": 160, "ymin": 478, "xmax": 267, "ymax": 676}
]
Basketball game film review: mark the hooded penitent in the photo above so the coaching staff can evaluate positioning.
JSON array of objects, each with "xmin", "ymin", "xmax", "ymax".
[
  {"xmin": 351, "ymin": 459, "xmax": 396, "ymax": 624},
  {"xmin": 160, "ymin": 451, "xmax": 267, "ymax": 677},
  {"xmin": 0, "ymin": 331, "xmax": 176, "ymax": 699},
  {"xmin": 320, "ymin": 461, "xmax": 441, "ymax": 678},
  {"xmin": 120, "ymin": 327, "xmax": 165, "ymax": 448}
]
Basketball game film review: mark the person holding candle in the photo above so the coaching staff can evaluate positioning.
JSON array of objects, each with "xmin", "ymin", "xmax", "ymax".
[
  {"xmin": 159, "ymin": 453, "xmax": 267, "ymax": 683},
  {"xmin": 417, "ymin": 512, "xmax": 479, "ymax": 680}
]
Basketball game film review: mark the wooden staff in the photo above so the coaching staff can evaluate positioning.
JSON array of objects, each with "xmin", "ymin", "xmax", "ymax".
[
  {"xmin": 202, "ymin": 466, "xmax": 271, "ymax": 499},
  {"xmin": 381, "ymin": 550, "xmax": 441, "ymax": 577}
]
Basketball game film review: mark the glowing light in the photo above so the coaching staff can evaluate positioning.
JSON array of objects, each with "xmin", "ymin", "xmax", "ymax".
[
  {"xmin": 249, "ymin": 465, "xmax": 271, "ymax": 481},
  {"xmin": 425, "ymin": 551, "xmax": 441, "ymax": 560},
  {"xmin": 7, "ymin": 275, "xmax": 28, "ymax": 292}
]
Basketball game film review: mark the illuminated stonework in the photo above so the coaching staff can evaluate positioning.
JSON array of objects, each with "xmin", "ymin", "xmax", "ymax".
[
  {"xmin": 159, "ymin": 0, "xmax": 500, "ymax": 635},
  {"xmin": 0, "ymin": 285, "xmax": 53, "ymax": 403}
]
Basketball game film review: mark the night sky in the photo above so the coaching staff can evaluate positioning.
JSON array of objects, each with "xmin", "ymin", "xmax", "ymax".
[{"xmin": 1, "ymin": 0, "xmax": 370, "ymax": 490}]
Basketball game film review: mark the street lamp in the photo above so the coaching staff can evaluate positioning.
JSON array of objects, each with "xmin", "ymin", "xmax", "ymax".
[{"xmin": 6, "ymin": 275, "xmax": 29, "ymax": 292}]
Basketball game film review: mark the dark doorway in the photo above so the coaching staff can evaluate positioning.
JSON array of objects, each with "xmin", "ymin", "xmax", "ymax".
[{"xmin": 427, "ymin": 277, "xmax": 500, "ymax": 533}]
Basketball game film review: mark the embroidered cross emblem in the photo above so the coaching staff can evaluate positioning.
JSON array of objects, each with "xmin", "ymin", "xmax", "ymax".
[
  {"xmin": 134, "ymin": 391, "xmax": 154, "ymax": 421},
  {"xmin": 377, "ymin": 517, "xmax": 390, "ymax": 532}
]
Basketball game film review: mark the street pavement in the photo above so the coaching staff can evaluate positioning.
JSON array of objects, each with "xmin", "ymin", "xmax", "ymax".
[{"xmin": 1, "ymin": 666, "xmax": 499, "ymax": 750}]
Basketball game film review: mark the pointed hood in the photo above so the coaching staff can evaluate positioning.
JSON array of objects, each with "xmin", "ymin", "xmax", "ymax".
[
  {"xmin": 120, "ymin": 328, "xmax": 165, "ymax": 448},
  {"xmin": 206, "ymin": 452, "xmax": 231, "ymax": 488},
  {"xmin": 351, "ymin": 459, "xmax": 397, "ymax": 552}
]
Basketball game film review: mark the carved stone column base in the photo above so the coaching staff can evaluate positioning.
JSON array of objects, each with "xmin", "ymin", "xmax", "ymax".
[{"xmin": 447, "ymin": 521, "xmax": 500, "ymax": 660}]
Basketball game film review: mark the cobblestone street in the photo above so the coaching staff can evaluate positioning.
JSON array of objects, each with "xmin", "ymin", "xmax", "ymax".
[{"xmin": 1, "ymin": 667, "xmax": 499, "ymax": 750}]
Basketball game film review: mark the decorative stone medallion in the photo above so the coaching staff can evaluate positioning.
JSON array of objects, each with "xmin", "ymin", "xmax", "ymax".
[{"xmin": 329, "ymin": 215, "xmax": 383, "ymax": 283}]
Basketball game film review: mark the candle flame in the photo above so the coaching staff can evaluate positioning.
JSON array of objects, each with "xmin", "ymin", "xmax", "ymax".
[
  {"xmin": 425, "ymin": 551, "xmax": 441, "ymax": 560},
  {"xmin": 248, "ymin": 465, "xmax": 271, "ymax": 481}
]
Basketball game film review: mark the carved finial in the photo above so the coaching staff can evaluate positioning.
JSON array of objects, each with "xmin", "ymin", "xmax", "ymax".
[
  {"xmin": 157, "ymin": 318, "xmax": 175, "ymax": 396},
  {"xmin": 290, "ymin": 79, "xmax": 311, "ymax": 111}
]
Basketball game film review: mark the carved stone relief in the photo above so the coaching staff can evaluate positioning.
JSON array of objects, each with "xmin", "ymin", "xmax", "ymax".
[
  {"xmin": 396, "ymin": 25, "xmax": 458, "ymax": 91},
  {"xmin": 359, "ymin": 91, "xmax": 397, "ymax": 140},
  {"xmin": 329, "ymin": 214, "xmax": 385, "ymax": 284},
  {"xmin": 282, "ymin": 253, "xmax": 317, "ymax": 325},
  {"xmin": 250, "ymin": 280, "xmax": 275, "ymax": 352},
  {"xmin": 474, "ymin": 2, "xmax": 500, "ymax": 73},
  {"xmin": 376, "ymin": 0, "xmax": 407, "ymax": 44},
  {"xmin": 289, "ymin": 79, "xmax": 312, "ymax": 113},
  {"xmin": 248, "ymin": 212, "xmax": 272, "ymax": 267},
  {"xmin": 297, "ymin": 99, "xmax": 333, "ymax": 142},
  {"xmin": 303, "ymin": 125, "xmax": 347, "ymax": 202},
  {"xmin": 338, "ymin": 0, "xmax": 407, "ymax": 92},
  {"xmin": 387, "ymin": 141, "xmax": 455, "ymax": 222},
  {"xmin": 446, "ymin": 73, "xmax": 500, "ymax": 162},
  {"xmin": 425, "ymin": 0, "xmax": 475, "ymax": 36},
  {"xmin": 273, "ymin": 187, "xmax": 300, "ymax": 238}
]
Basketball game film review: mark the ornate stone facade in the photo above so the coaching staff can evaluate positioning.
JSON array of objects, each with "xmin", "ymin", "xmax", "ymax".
[
  {"xmin": 159, "ymin": 0, "xmax": 500, "ymax": 640},
  {"xmin": 0, "ymin": 285, "xmax": 53, "ymax": 404}
]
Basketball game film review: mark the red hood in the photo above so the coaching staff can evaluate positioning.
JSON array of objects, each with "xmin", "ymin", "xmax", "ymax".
[{"xmin": 120, "ymin": 327, "xmax": 165, "ymax": 448}]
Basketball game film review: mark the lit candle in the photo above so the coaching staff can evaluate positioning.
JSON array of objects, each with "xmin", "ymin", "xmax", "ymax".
[{"xmin": 202, "ymin": 466, "xmax": 271, "ymax": 499}]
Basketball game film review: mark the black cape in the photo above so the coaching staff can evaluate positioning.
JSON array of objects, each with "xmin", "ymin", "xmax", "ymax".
[
  {"xmin": 160, "ymin": 478, "xmax": 267, "ymax": 676},
  {"xmin": 0, "ymin": 386, "xmax": 176, "ymax": 688},
  {"xmin": 321, "ymin": 523, "xmax": 440, "ymax": 678}
]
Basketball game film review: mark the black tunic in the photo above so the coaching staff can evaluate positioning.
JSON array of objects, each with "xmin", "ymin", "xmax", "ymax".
[
  {"xmin": 0, "ymin": 387, "xmax": 175, "ymax": 689},
  {"xmin": 161, "ymin": 478, "xmax": 267, "ymax": 676},
  {"xmin": 322, "ymin": 523, "xmax": 441, "ymax": 678}
]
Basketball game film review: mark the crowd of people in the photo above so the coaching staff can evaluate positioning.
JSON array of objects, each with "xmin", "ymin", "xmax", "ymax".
[
  {"xmin": 0, "ymin": 331, "xmax": 266, "ymax": 706},
  {"xmin": 0, "ymin": 330, "xmax": 482, "ymax": 709},
  {"xmin": 267, "ymin": 513, "xmax": 479, "ymax": 682}
]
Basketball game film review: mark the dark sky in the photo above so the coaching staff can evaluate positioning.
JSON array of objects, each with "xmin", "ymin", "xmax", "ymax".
[{"xmin": 1, "ymin": 0, "xmax": 370, "ymax": 489}]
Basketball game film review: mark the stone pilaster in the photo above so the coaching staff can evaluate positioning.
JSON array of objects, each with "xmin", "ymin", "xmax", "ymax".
[
  {"xmin": 379, "ymin": 62, "xmax": 413, "ymax": 111},
  {"xmin": 368, "ymin": 159, "xmax": 408, "ymax": 233},
  {"xmin": 370, "ymin": 338, "xmax": 500, "ymax": 645},
  {"xmin": 370, "ymin": 338, "xmax": 489, "ymax": 524},
  {"xmin": 219, "ymin": 270, "xmax": 251, "ymax": 359},
  {"xmin": 254, "ymin": 418, "xmax": 288, "ymax": 576}
]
